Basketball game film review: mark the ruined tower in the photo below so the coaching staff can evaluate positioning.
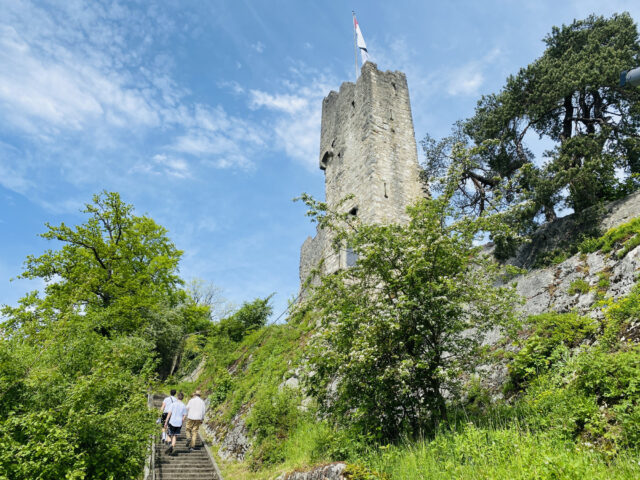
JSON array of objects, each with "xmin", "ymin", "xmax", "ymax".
[{"xmin": 299, "ymin": 62, "xmax": 425, "ymax": 289}]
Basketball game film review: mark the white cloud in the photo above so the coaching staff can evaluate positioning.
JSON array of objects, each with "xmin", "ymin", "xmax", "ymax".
[
  {"xmin": 446, "ymin": 69, "xmax": 484, "ymax": 96},
  {"xmin": 0, "ymin": 160, "xmax": 33, "ymax": 195},
  {"xmin": 251, "ymin": 41, "xmax": 265, "ymax": 53},
  {"xmin": 0, "ymin": 0, "xmax": 271, "ymax": 202},
  {"xmin": 246, "ymin": 73, "xmax": 337, "ymax": 169},
  {"xmin": 152, "ymin": 154, "xmax": 191, "ymax": 179},
  {"xmin": 249, "ymin": 90, "xmax": 309, "ymax": 114}
]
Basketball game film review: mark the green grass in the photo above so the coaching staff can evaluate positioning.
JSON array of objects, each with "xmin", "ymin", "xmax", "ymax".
[
  {"xmin": 568, "ymin": 278, "xmax": 591, "ymax": 295},
  {"xmin": 579, "ymin": 217, "xmax": 640, "ymax": 258},
  {"xmin": 214, "ymin": 419, "xmax": 640, "ymax": 480},
  {"xmin": 360, "ymin": 425, "xmax": 640, "ymax": 480}
]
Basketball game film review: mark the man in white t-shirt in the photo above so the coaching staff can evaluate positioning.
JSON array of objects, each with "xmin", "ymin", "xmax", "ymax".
[
  {"xmin": 184, "ymin": 389, "xmax": 207, "ymax": 451},
  {"xmin": 164, "ymin": 392, "xmax": 187, "ymax": 455},
  {"xmin": 159, "ymin": 389, "xmax": 177, "ymax": 444}
]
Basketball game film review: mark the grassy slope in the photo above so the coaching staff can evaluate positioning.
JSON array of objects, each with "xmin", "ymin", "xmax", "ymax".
[
  {"xmin": 164, "ymin": 218, "xmax": 640, "ymax": 479},
  {"xmin": 166, "ymin": 313, "xmax": 640, "ymax": 480}
]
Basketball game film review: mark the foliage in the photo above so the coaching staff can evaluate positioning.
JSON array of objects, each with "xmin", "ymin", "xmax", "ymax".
[
  {"xmin": 359, "ymin": 423, "xmax": 640, "ymax": 480},
  {"xmin": 247, "ymin": 387, "xmax": 302, "ymax": 468},
  {"xmin": 186, "ymin": 278, "xmax": 235, "ymax": 322},
  {"xmin": 512, "ymin": 282, "xmax": 640, "ymax": 452},
  {"xmin": 508, "ymin": 313, "xmax": 595, "ymax": 389},
  {"xmin": 300, "ymin": 196, "xmax": 518, "ymax": 441},
  {"xmin": 218, "ymin": 296, "xmax": 274, "ymax": 342},
  {"xmin": 568, "ymin": 278, "xmax": 591, "ymax": 295},
  {"xmin": 0, "ymin": 192, "xmax": 202, "ymax": 479},
  {"xmin": 579, "ymin": 216, "xmax": 640, "ymax": 258},
  {"xmin": 424, "ymin": 13, "xmax": 640, "ymax": 246},
  {"xmin": 344, "ymin": 463, "xmax": 390, "ymax": 480},
  {"xmin": 524, "ymin": 345, "xmax": 640, "ymax": 451}
]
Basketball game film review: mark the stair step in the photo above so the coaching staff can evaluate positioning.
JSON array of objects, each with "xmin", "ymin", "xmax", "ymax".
[
  {"xmin": 155, "ymin": 474, "xmax": 217, "ymax": 480},
  {"xmin": 157, "ymin": 458, "xmax": 213, "ymax": 464},
  {"xmin": 156, "ymin": 467, "xmax": 216, "ymax": 473},
  {"xmin": 158, "ymin": 458, "xmax": 211, "ymax": 463},
  {"xmin": 150, "ymin": 393, "xmax": 220, "ymax": 480}
]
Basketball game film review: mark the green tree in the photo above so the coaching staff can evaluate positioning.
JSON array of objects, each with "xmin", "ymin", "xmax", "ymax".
[
  {"xmin": 13, "ymin": 191, "xmax": 184, "ymax": 336},
  {"xmin": 425, "ymin": 13, "xmax": 640, "ymax": 230},
  {"xmin": 218, "ymin": 296, "xmax": 274, "ymax": 342},
  {"xmin": 300, "ymin": 196, "xmax": 518, "ymax": 441},
  {"xmin": 0, "ymin": 191, "xmax": 197, "ymax": 479}
]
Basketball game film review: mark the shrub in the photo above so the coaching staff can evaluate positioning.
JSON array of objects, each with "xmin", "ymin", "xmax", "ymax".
[
  {"xmin": 344, "ymin": 463, "xmax": 390, "ymax": 480},
  {"xmin": 303, "ymin": 198, "xmax": 518, "ymax": 441},
  {"xmin": 568, "ymin": 278, "xmax": 591, "ymax": 295},
  {"xmin": 247, "ymin": 387, "xmax": 302, "ymax": 467},
  {"xmin": 579, "ymin": 216, "xmax": 640, "ymax": 258},
  {"xmin": 218, "ymin": 296, "xmax": 273, "ymax": 342},
  {"xmin": 524, "ymin": 345, "xmax": 640, "ymax": 451},
  {"xmin": 508, "ymin": 313, "xmax": 595, "ymax": 389}
]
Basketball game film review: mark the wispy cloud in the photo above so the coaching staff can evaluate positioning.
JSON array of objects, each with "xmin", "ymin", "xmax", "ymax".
[
  {"xmin": 0, "ymin": 0, "xmax": 267, "ymax": 205},
  {"xmin": 246, "ymin": 72, "xmax": 337, "ymax": 169},
  {"xmin": 249, "ymin": 90, "xmax": 309, "ymax": 114},
  {"xmin": 251, "ymin": 40, "xmax": 265, "ymax": 53}
]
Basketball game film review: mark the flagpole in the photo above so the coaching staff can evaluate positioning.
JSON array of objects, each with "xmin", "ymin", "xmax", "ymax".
[{"xmin": 352, "ymin": 11, "xmax": 358, "ymax": 81}]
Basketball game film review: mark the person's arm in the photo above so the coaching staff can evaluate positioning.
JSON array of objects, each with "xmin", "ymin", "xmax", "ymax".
[
  {"xmin": 160, "ymin": 401, "xmax": 166, "ymax": 412},
  {"xmin": 164, "ymin": 410, "xmax": 172, "ymax": 428}
]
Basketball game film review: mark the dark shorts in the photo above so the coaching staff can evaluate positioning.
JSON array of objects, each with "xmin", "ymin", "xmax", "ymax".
[
  {"xmin": 167, "ymin": 424, "xmax": 181, "ymax": 436},
  {"xmin": 161, "ymin": 412, "xmax": 169, "ymax": 425}
]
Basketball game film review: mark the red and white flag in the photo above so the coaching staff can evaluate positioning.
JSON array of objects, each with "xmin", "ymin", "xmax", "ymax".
[{"xmin": 353, "ymin": 14, "xmax": 370, "ymax": 65}]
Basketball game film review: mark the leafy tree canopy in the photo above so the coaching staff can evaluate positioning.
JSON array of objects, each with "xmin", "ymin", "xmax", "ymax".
[
  {"xmin": 218, "ymin": 295, "xmax": 274, "ymax": 342},
  {"xmin": 0, "ymin": 191, "xmax": 212, "ymax": 479},
  {"xmin": 8, "ymin": 191, "xmax": 184, "ymax": 337},
  {"xmin": 425, "ymin": 13, "xmax": 640, "ymax": 246}
]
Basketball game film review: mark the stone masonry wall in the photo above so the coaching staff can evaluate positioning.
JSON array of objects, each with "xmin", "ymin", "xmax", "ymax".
[{"xmin": 300, "ymin": 63, "xmax": 425, "ymax": 290}]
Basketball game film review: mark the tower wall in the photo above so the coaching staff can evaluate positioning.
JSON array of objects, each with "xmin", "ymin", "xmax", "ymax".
[
  {"xmin": 300, "ymin": 62, "xmax": 426, "ymax": 291},
  {"xmin": 319, "ymin": 62, "xmax": 424, "ymax": 224}
]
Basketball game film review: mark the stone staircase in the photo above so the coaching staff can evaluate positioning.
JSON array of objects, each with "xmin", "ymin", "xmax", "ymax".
[{"xmin": 151, "ymin": 394, "xmax": 222, "ymax": 480}]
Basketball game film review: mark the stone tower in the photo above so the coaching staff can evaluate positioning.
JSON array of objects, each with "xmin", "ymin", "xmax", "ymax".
[{"xmin": 300, "ymin": 62, "xmax": 425, "ymax": 289}]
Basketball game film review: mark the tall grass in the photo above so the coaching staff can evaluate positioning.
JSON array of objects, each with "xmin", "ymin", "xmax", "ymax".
[{"xmin": 361, "ymin": 424, "xmax": 640, "ymax": 480}]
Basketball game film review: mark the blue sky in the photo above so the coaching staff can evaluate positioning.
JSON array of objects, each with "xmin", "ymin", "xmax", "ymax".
[{"xmin": 2, "ymin": 0, "xmax": 640, "ymax": 318}]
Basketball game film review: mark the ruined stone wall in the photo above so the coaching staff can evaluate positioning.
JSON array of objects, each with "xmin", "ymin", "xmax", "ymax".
[
  {"xmin": 513, "ymin": 190, "xmax": 640, "ymax": 318},
  {"xmin": 299, "ymin": 63, "xmax": 425, "ymax": 290}
]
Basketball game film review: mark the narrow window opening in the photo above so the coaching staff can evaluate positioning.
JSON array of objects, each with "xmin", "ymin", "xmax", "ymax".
[
  {"xmin": 384, "ymin": 182, "xmax": 389, "ymax": 198},
  {"xmin": 346, "ymin": 245, "xmax": 358, "ymax": 267},
  {"xmin": 351, "ymin": 100, "xmax": 355, "ymax": 109},
  {"xmin": 320, "ymin": 151, "xmax": 333, "ymax": 170},
  {"xmin": 349, "ymin": 207, "xmax": 358, "ymax": 216}
]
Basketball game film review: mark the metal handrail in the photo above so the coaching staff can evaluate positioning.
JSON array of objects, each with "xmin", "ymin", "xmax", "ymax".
[{"xmin": 144, "ymin": 392, "xmax": 156, "ymax": 480}]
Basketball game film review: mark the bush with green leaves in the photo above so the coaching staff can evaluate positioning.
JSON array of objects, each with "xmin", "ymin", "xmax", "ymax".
[
  {"xmin": 580, "ymin": 216, "xmax": 640, "ymax": 258},
  {"xmin": 524, "ymin": 345, "xmax": 640, "ymax": 451},
  {"xmin": 508, "ymin": 312, "xmax": 596, "ymax": 389},
  {"xmin": 301, "ymin": 197, "xmax": 518, "ymax": 441},
  {"xmin": 247, "ymin": 386, "xmax": 302, "ymax": 468}
]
